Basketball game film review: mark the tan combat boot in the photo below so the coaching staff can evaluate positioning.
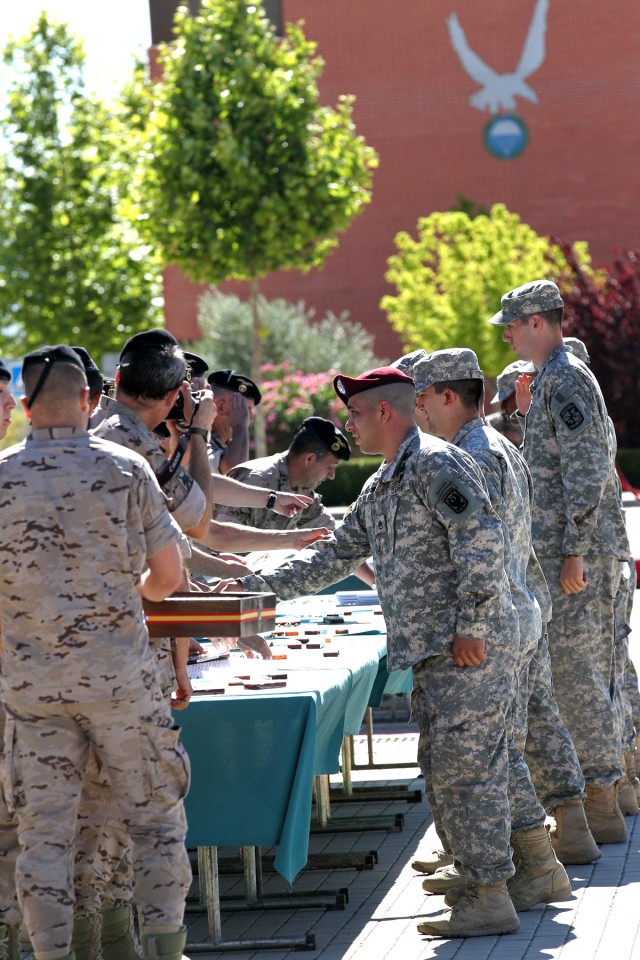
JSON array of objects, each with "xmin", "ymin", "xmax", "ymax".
[
  {"xmin": 506, "ymin": 826, "xmax": 572, "ymax": 911},
  {"xmin": 624, "ymin": 752, "xmax": 640, "ymax": 806},
  {"xmin": 70, "ymin": 913, "xmax": 101, "ymax": 960},
  {"xmin": 584, "ymin": 782, "xmax": 627, "ymax": 843},
  {"xmin": 417, "ymin": 881, "xmax": 519, "ymax": 938},
  {"xmin": 141, "ymin": 926, "xmax": 190, "ymax": 960},
  {"xmin": 0, "ymin": 923, "xmax": 20, "ymax": 960},
  {"xmin": 411, "ymin": 847, "xmax": 454, "ymax": 875},
  {"xmin": 101, "ymin": 905, "xmax": 142, "ymax": 960},
  {"xmin": 421, "ymin": 863, "xmax": 463, "ymax": 894},
  {"xmin": 550, "ymin": 799, "xmax": 601, "ymax": 864},
  {"xmin": 444, "ymin": 826, "xmax": 572, "ymax": 911}
]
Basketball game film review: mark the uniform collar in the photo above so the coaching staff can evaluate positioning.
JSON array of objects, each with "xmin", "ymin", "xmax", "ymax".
[
  {"xmin": 452, "ymin": 417, "xmax": 484, "ymax": 446},
  {"xmin": 379, "ymin": 427, "xmax": 420, "ymax": 482},
  {"xmin": 29, "ymin": 426, "xmax": 88, "ymax": 440}
]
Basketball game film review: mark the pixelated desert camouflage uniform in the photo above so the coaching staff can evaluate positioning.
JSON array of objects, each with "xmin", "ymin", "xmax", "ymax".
[
  {"xmin": 242, "ymin": 428, "xmax": 517, "ymax": 886},
  {"xmin": 215, "ymin": 451, "xmax": 335, "ymax": 531},
  {"xmin": 523, "ymin": 345, "xmax": 629, "ymax": 789},
  {"xmin": 0, "ymin": 427, "xmax": 191, "ymax": 956}
]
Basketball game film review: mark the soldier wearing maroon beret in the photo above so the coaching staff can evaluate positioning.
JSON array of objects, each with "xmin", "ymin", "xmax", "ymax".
[{"xmin": 230, "ymin": 363, "xmax": 521, "ymax": 939}]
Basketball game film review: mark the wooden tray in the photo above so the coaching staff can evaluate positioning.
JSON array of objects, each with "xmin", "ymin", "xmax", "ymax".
[{"xmin": 143, "ymin": 591, "xmax": 277, "ymax": 638}]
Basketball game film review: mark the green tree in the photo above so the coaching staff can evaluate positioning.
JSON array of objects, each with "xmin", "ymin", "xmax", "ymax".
[
  {"xmin": 137, "ymin": 0, "xmax": 377, "ymax": 450},
  {"xmin": 0, "ymin": 15, "xmax": 161, "ymax": 357},
  {"xmin": 190, "ymin": 287, "xmax": 384, "ymax": 373},
  {"xmin": 382, "ymin": 203, "xmax": 591, "ymax": 377}
]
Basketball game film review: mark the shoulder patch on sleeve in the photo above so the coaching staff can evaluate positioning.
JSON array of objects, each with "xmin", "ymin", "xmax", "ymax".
[
  {"xmin": 427, "ymin": 466, "xmax": 483, "ymax": 523},
  {"xmin": 550, "ymin": 384, "xmax": 592, "ymax": 437}
]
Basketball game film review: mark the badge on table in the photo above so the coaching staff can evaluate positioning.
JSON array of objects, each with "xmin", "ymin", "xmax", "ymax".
[{"xmin": 447, "ymin": 0, "xmax": 549, "ymax": 159}]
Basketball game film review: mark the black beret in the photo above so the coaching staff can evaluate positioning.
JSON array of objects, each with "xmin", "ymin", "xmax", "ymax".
[
  {"xmin": 207, "ymin": 369, "xmax": 262, "ymax": 405},
  {"xmin": 72, "ymin": 346, "xmax": 101, "ymax": 374},
  {"xmin": 22, "ymin": 344, "xmax": 86, "ymax": 376},
  {"xmin": 0, "ymin": 359, "xmax": 11, "ymax": 382},
  {"xmin": 184, "ymin": 351, "xmax": 209, "ymax": 378},
  {"xmin": 334, "ymin": 366, "xmax": 414, "ymax": 406},
  {"xmin": 119, "ymin": 328, "xmax": 179, "ymax": 361},
  {"xmin": 298, "ymin": 416, "xmax": 351, "ymax": 461}
]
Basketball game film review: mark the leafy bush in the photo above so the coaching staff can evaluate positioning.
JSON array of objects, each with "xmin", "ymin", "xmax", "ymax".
[
  {"xmin": 189, "ymin": 287, "xmax": 384, "ymax": 374},
  {"xmin": 259, "ymin": 364, "xmax": 346, "ymax": 454},
  {"xmin": 318, "ymin": 456, "xmax": 383, "ymax": 506}
]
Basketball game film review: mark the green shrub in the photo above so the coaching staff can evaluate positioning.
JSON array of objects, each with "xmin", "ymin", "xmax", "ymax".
[{"xmin": 318, "ymin": 456, "xmax": 382, "ymax": 507}]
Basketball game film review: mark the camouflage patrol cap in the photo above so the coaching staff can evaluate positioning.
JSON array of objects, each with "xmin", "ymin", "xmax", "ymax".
[
  {"xmin": 208, "ymin": 369, "xmax": 262, "ymax": 405},
  {"xmin": 390, "ymin": 349, "xmax": 428, "ymax": 379},
  {"xmin": 0, "ymin": 360, "xmax": 11, "ymax": 382},
  {"xmin": 564, "ymin": 337, "xmax": 590, "ymax": 365},
  {"xmin": 412, "ymin": 348, "xmax": 484, "ymax": 392},
  {"xmin": 491, "ymin": 359, "xmax": 537, "ymax": 404},
  {"xmin": 488, "ymin": 279, "xmax": 564, "ymax": 325},
  {"xmin": 119, "ymin": 328, "xmax": 179, "ymax": 362},
  {"xmin": 298, "ymin": 416, "xmax": 351, "ymax": 461},
  {"xmin": 333, "ymin": 366, "xmax": 414, "ymax": 405}
]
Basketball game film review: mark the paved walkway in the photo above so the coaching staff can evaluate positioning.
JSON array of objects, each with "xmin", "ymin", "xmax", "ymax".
[
  {"xmin": 185, "ymin": 585, "xmax": 640, "ymax": 959},
  {"xmin": 184, "ymin": 726, "xmax": 640, "ymax": 960}
]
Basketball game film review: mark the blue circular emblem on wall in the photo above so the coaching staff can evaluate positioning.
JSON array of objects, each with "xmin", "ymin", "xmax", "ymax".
[{"xmin": 483, "ymin": 115, "xmax": 529, "ymax": 159}]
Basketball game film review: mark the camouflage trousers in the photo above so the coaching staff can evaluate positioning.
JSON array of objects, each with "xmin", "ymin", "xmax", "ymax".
[
  {"xmin": 74, "ymin": 750, "xmax": 133, "ymax": 914},
  {"xmin": 73, "ymin": 636, "xmax": 176, "ymax": 915},
  {"xmin": 0, "ymin": 705, "xmax": 20, "ymax": 929},
  {"xmin": 523, "ymin": 630, "xmax": 586, "ymax": 812},
  {"xmin": 505, "ymin": 627, "xmax": 547, "ymax": 835},
  {"xmin": 411, "ymin": 648, "xmax": 514, "ymax": 886},
  {"xmin": 3, "ymin": 686, "xmax": 192, "ymax": 957},
  {"xmin": 539, "ymin": 555, "xmax": 625, "ymax": 789}
]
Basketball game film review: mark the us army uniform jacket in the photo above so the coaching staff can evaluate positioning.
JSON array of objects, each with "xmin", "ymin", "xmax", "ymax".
[
  {"xmin": 523, "ymin": 347, "xmax": 629, "ymax": 559},
  {"xmin": 216, "ymin": 451, "xmax": 335, "ymax": 532},
  {"xmin": 241, "ymin": 428, "xmax": 515, "ymax": 671},
  {"xmin": 453, "ymin": 417, "xmax": 550, "ymax": 641}
]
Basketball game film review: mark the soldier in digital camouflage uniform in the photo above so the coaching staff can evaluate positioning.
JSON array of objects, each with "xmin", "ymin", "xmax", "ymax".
[
  {"xmin": 415, "ymin": 349, "xmax": 598, "ymax": 881},
  {"xmin": 489, "ymin": 279, "xmax": 631, "ymax": 844},
  {"xmin": 563, "ymin": 337, "xmax": 640, "ymax": 810},
  {"xmin": 0, "ymin": 345, "xmax": 192, "ymax": 960},
  {"xmin": 224, "ymin": 366, "xmax": 521, "ymax": 939}
]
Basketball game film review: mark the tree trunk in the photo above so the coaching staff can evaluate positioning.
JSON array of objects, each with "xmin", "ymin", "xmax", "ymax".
[{"xmin": 249, "ymin": 277, "xmax": 267, "ymax": 458}]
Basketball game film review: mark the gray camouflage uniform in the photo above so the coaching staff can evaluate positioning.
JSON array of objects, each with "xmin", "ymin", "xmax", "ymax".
[
  {"xmin": 454, "ymin": 419, "xmax": 586, "ymax": 813},
  {"xmin": 215, "ymin": 451, "xmax": 335, "ymax": 531},
  {"xmin": 0, "ymin": 427, "xmax": 191, "ymax": 956},
  {"xmin": 523, "ymin": 345, "xmax": 630, "ymax": 788},
  {"xmin": 241, "ymin": 428, "xmax": 517, "ymax": 886}
]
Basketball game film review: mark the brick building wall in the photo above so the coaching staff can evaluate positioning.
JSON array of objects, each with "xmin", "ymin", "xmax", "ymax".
[{"xmin": 154, "ymin": 0, "xmax": 640, "ymax": 361}]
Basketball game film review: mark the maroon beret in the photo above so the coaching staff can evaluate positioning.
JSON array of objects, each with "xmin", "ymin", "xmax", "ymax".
[{"xmin": 333, "ymin": 366, "xmax": 415, "ymax": 405}]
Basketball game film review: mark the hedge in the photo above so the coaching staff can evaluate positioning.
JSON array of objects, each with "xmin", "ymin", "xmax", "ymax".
[
  {"xmin": 617, "ymin": 449, "xmax": 640, "ymax": 487},
  {"xmin": 318, "ymin": 456, "xmax": 382, "ymax": 507}
]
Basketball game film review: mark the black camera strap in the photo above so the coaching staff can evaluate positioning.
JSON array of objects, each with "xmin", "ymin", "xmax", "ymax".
[{"xmin": 155, "ymin": 432, "xmax": 189, "ymax": 488}]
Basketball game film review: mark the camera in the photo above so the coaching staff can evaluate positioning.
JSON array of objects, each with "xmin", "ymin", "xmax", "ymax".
[
  {"xmin": 102, "ymin": 378, "xmax": 116, "ymax": 399},
  {"xmin": 166, "ymin": 389, "xmax": 201, "ymax": 423}
]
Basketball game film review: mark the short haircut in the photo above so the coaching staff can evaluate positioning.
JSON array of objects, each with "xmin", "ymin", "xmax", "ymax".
[
  {"xmin": 117, "ymin": 346, "xmax": 187, "ymax": 401},
  {"xmin": 23, "ymin": 362, "xmax": 88, "ymax": 408},
  {"xmin": 289, "ymin": 428, "xmax": 332, "ymax": 460},
  {"xmin": 433, "ymin": 378, "xmax": 483, "ymax": 409},
  {"xmin": 86, "ymin": 369, "xmax": 104, "ymax": 402},
  {"xmin": 354, "ymin": 381, "xmax": 417, "ymax": 417},
  {"xmin": 520, "ymin": 306, "xmax": 564, "ymax": 328}
]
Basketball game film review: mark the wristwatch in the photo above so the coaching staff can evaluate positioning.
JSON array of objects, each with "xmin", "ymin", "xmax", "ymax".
[
  {"xmin": 188, "ymin": 426, "xmax": 209, "ymax": 441},
  {"xmin": 265, "ymin": 490, "xmax": 278, "ymax": 510}
]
